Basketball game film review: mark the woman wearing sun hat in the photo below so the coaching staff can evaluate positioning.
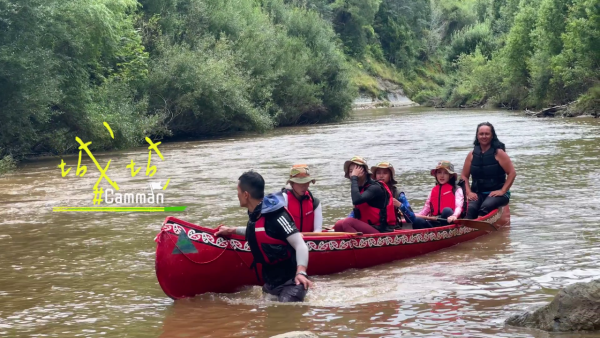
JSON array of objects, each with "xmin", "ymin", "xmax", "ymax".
[
  {"xmin": 371, "ymin": 162, "xmax": 399, "ymax": 197},
  {"xmin": 414, "ymin": 160, "xmax": 465, "ymax": 228},
  {"xmin": 370, "ymin": 161, "xmax": 417, "ymax": 226},
  {"xmin": 333, "ymin": 156, "xmax": 396, "ymax": 234},
  {"xmin": 281, "ymin": 164, "xmax": 323, "ymax": 233}
]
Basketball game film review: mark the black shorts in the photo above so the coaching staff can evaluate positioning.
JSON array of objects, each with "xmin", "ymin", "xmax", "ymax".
[{"xmin": 262, "ymin": 278, "xmax": 308, "ymax": 302}]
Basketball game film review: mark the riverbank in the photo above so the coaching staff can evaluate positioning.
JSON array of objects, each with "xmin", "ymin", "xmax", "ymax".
[
  {"xmin": 0, "ymin": 72, "xmax": 415, "ymax": 176},
  {"xmin": 525, "ymin": 101, "xmax": 600, "ymax": 118},
  {"xmin": 352, "ymin": 79, "xmax": 419, "ymax": 110}
]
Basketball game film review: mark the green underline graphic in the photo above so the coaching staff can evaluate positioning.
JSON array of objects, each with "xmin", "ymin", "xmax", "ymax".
[{"xmin": 52, "ymin": 206, "xmax": 187, "ymax": 212}]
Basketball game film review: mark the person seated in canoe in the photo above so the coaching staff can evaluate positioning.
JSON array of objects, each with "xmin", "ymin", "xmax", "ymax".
[
  {"xmin": 333, "ymin": 156, "xmax": 396, "ymax": 234},
  {"xmin": 461, "ymin": 122, "xmax": 517, "ymax": 219},
  {"xmin": 369, "ymin": 161, "xmax": 417, "ymax": 227},
  {"xmin": 281, "ymin": 164, "xmax": 323, "ymax": 233},
  {"xmin": 215, "ymin": 171, "xmax": 313, "ymax": 302},
  {"xmin": 413, "ymin": 161, "xmax": 465, "ymax": 228}
]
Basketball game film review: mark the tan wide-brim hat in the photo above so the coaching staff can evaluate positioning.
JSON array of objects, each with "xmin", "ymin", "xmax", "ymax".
[
  {"xmin": 430, "ymin": 160, "xmax": 458, "ymax": 179},
  {"xmin": 287, "ymin": 164, "xmax": 316, "ymax": 184},
  {"xmin": 370, "ymin": 162, "xmax": 398, "ymax": 185},
  {"xmin": 343, "ymin": 156, "xmax": 371, "ymax": 179}
]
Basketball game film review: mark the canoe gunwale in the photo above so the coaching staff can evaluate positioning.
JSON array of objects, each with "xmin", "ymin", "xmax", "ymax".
[
  {"xmin": 155, "ymin": 206, "xmax": 510, "ymax": 298},
  {"xmin": 157, "ymin": 207, "xmax": 507, "ymax": 253}
]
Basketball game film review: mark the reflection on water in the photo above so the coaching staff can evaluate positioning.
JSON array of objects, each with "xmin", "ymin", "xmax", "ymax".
[{"xmin": 1, "ymin": 109, "xmax": 599, "ymax": 337}]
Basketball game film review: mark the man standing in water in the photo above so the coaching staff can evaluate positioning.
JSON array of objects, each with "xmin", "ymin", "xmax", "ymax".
[{"xmin": 215, "ymin": 171, "xmax": 313, "ymax": 302}]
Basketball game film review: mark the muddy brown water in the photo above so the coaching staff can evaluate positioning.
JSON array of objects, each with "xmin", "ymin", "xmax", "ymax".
[{"xmin": 1, "ymin": 108, "xmax": 599, "ymax": 337}]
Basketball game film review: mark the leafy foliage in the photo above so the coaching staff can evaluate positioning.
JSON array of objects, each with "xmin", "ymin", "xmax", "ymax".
[
  {"xmin": 0, "ymin": 0, "xmax": 156, "ymax": 159},
  {"xmin": 411, "ymin": 0, "xmax": 598, "ymax": 110},
  {"xmin": 1, "ymin": 0, "xmax": 354, "ymax": 162},
  {"xmin": 1, "ymin": 0, "xmax": 598, "ymax": 167}
]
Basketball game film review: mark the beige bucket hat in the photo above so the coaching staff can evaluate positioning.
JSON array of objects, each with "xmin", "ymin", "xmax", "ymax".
[
  {"xmin": 370, "ymin": 161, "xmax": 398, "ymax": 185},
  {"xmin": 343, "ymin": 156, "xmax": 370, "ymax": 179},
  {"xmin": 287, "ymin": 164, "xmax": 316, "ymax": 184},
  {"xmin": 430, "ymin": 160, "xmax": 458, "ymax": 179}
]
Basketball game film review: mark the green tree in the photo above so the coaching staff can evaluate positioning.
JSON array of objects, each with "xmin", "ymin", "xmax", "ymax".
[
  {"xmin": 553, "ymin": 0, "xmax": 599, "ymax": 101},
  {"xmin": 497, "ymin": 4, "xmax": 537, "ymax": 106},
  {"xmin": 528, "ymin": 0, "xmax": 573, "ymax": 105},
  {"xmin": 330, "ymin": 0, "xmax": 382, "ymax": 57},
  {"xmin": 373, "ymin": 0, "xmax": 430, "ymax": 67},
  {"xmin": 0, "ymin": 0, "xmax": 155, "ymax": 159}
]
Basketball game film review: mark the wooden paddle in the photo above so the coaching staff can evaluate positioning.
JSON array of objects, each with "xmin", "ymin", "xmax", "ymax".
[
  {"xmin": 455, "ymin": 219, "xmax": 498, "ymax": 231},
  {"xmin": 302, "ymin": 232, "xmax": 363, "ymax": 236},
  {"xmin": 416, "ymin": 215, "xmax": 498, "ymax": 231}
]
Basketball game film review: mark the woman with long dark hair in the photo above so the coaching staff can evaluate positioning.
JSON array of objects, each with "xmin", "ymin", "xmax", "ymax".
[
  {"xmin": 333, "ymin": 156, "xmax": 396, "ymax": 234},
  {"xmin": 461, "ymin": 122, "xmax": 517, "ymax": 219},
  {"xmin": 370, "ymin": 161, "xmax": 417, "ymax": 226}
]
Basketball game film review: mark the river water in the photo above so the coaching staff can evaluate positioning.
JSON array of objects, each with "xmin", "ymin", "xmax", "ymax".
[{"xmin": 1, "ymin": 108, "xmax": 599, "ymax": 337}]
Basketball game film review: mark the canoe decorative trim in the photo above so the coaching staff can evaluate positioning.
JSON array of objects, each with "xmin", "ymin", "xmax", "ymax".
[
  {"xmin": 482, "ymin": 208, "xmax": 503, "ymax": 224},
  {"xmin": 160, "ymin": 222, "xmax": 478, "ymax": 253},
  {"xmin": 306, "ymin": 226, "xmax": 477, "ymax": 251},
  {"xmin": 162, "ymin": 223, "xmax": 251, "ymax": 251}
]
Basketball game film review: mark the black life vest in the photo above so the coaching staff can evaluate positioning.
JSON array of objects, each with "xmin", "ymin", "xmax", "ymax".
[
  {"xmin": 246, "ymin": 210, "xmax": 292, "ymax": 266},
  {"xmin": 470, "ymin": 145, "xmax": 506, "ymax": 193}
]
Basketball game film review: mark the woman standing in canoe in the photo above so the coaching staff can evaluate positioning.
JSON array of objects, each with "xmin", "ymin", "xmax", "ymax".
[
  {"xmin": 461, "ymin": 122, "xmax": 517, "ymax": 219},
  {"xmin": 333, "ymin": 156, "xmax": 396, "ymax": 234}
]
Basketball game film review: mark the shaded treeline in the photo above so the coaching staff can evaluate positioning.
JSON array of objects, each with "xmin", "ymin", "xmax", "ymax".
[
  {"xmin": 0, "ymin": 0, "xmax": 354, "ymax": 167},
  {"xmin": 300, "ymin": 0, "xmax": 597, "ymax": 112}
]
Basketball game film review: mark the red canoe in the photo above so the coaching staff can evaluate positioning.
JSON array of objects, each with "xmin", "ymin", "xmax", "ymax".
[{"xmin": 155, "ymin": 206, "xmax": 510, "ymax": 299}]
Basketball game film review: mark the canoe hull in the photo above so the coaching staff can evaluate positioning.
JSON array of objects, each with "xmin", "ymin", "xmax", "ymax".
[{"xmin": 155, "ymin": 206, "xmax": 510, "ymax": 299}]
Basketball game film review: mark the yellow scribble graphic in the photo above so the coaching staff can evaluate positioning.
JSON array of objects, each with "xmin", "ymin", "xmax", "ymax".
[
  {"xmin": 58, "ymin": 124, "xmax": 172, "ymax": 204},
  {"xmin": 75, "ymin": 137, "xmax": 119, "ymax": 191},
  {"xmin": 145, "ymin": 138, "xmax": 164, "ymax": 160},
  {"xmin": 146, "ymin": 151, "xmax": 157, "ymax": 177},
  {"xmin": 58, "ymin": 159, "xmax": 71, "ymax": 177},
  {"xmin": 76, "ymin": 149, "xmax": 87, "ymax": 177},
  {"xmin": 126, "ymin": 159, "xmax": 141, "ymax": 177},
  {"xmin": 103, "ymin": 122, "xmax": 114, "ymax": 139}
]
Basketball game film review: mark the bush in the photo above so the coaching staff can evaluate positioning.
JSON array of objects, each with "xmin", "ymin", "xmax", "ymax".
[
  {"xmin": 552, "ymin": 0, "xmax": 600, "ymax": 103},
  {"xmin": 448, "ymin": 22, "xmax": 495, "ymax": 62},
  {"xmin": 146, "ymin": 0, "xmax": 354, "ymax": 134},
  {"xmin": 0, "ymin": 0, "xmax": 154, "ymax": 158},
  {"xmin": 574, "ymin": 85, "xmax": 600, "ymax": 116},
  {"xmin": 148, "ymin": 38, "xmax": 273, "ymax": 136},
  {"xmin": 0, "ymin": 155, "xmax": 16, "ymax": 176}
]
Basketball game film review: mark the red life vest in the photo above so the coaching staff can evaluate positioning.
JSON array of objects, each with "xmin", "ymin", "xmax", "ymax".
[
  {"xmin": 285, "ymin": 189, "xmax": 315, "ymax": 232},
  {"xmin": 248, "ymin": 214, "xmax": 292, "ymax": 265},
  {"xmin": 429, "ymin": 183, "xmax": 456, "ymax": 216},
  {"xmin": 355, "ymin": 181, "xmax": 396, "ymax": 227}
]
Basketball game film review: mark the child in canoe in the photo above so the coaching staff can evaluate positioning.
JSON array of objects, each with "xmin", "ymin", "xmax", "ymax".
[{"xmin": 413, "ymin": 161, "xmax": 465, "ymax": 228}]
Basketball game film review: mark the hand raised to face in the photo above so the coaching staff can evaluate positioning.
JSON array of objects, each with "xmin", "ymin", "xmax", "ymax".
[{"xmin": 350, "ymin": 165, "xmax": 365, "ymax": 178}]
